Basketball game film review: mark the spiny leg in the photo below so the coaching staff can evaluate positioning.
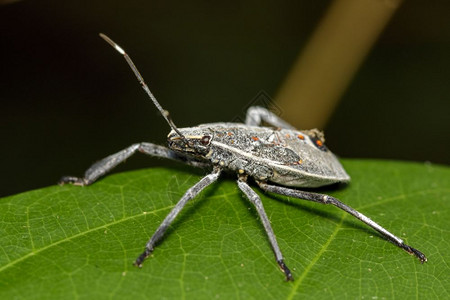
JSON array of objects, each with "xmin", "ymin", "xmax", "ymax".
[
  {"xmin": 245, "ymin": 106, "xmax": 296, "ymax": 130},
  {"xmin": 134, "ymin": 168, "xmax": 221, "ymax": 267},
  {"xmin": 257, "ymin": 181, "xmax": 427, "ymax": 263},
  {"xmin": 237, "ymin": 178, "xmax": 293, "ymax": 281},
  {"xmin": 59, "ymin": 142, "xmax": 208, "ymax": 186}
]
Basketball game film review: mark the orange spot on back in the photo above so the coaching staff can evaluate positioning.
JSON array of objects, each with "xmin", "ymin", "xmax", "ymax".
[
  {"xmin": 297, "ymin": 134, "xmax": 304, "ymax": 140},
  {"xmin": 251, "ymin": 136, "xmax": 259, "ymax": 141}
]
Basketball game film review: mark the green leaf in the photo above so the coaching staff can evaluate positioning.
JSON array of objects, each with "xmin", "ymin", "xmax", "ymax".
[{"xmin": 0, "ymin": 159, "xmax": 449, "ymax": 299}]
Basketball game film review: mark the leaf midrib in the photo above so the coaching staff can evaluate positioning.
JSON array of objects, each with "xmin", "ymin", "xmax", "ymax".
[{"xmin": 0, "ymin": 204, "xmax": 175, "ymax": 274}]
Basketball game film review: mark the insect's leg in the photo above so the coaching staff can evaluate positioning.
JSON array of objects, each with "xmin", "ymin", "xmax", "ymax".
[
  {"xmin": 245, "ymin": 106, "xmax": 296, "ymax": 129},
  {"xmin": 237, "ymin": 178, "xmax": 293, "ymax": 281},
  {"xmin": 257, "ymin": 181, "xmax": 427, "ymax": 263},
  {"xmin": 135, "ymin": 168, "xmax": 221, "ymax": 267},
  {"xmin": 59, "ymin": 143, "xmax": 207, "ymax": 186}
]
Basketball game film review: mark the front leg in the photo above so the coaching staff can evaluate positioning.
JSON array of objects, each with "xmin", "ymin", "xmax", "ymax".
[
  {"xmin": 60, "ymin": 142, "xmax": 208, "ymax": 186},
  {"xmin": 257, "ymin": 181, "xmax": 427, "ymax": 263},
  {"xmin": 135, "ymin": 168, "xmax": 221, "ymax": 266}
]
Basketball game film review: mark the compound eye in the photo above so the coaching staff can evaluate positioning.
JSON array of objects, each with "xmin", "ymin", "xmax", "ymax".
[{"xmin": 200, "ymin": 135, "xmax": 211, "ymax": 146}]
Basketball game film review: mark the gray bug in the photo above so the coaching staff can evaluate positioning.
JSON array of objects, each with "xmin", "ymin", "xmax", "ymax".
[{"xmin": 60, "ymin": 34, "xmax": 427, "ymax": 281}]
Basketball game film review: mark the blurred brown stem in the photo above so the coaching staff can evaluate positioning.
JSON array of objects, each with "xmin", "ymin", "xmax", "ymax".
[{"xmin": 275, "ymin": 0, "xmax": 404, "ymax": 129}]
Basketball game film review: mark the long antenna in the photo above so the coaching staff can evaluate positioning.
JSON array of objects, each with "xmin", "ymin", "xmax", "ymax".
[{"xmin": 99, "ymin": 33, "xmax": 187, "ymax": 141}]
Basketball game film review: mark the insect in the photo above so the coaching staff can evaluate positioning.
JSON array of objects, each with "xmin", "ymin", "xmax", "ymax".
[{"xmin": 60, "ymin": 34, "xmax": 427, "ymax": 281}]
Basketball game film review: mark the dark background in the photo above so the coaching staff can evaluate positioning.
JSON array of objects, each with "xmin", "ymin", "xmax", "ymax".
[{"xmin": 1, "ymin": 0, "xmax": 449, "ymax": 197}]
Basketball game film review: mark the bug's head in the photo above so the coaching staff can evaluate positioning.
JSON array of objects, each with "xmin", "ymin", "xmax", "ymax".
[{"xmin": 168, "ymin": 127, "xmax": 212, "ymax": 157}]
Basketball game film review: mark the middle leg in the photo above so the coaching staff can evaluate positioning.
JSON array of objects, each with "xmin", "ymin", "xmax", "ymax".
[
  {"xmin": 237, "ymin": 177, "xmax": 293, "ymax": 281},
  {"xmin": 245, "ymin": 106, "xmax": 295, "ymax": 129}
]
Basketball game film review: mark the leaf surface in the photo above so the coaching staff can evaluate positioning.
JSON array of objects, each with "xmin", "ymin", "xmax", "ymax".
[{"xmin": 0, "ymin": 160, "xmax": 448, "ymax": 299}]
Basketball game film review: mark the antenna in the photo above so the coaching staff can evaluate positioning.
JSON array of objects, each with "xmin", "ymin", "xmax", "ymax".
[{"xmin": 99, "ymin": 33, "xmax": 187, "ymax": 141}]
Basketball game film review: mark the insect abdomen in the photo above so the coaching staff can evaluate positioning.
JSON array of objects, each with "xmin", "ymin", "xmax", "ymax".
[{"xmin": 207, "ymin": 125, "xmax": 350, "ymax": 187}]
